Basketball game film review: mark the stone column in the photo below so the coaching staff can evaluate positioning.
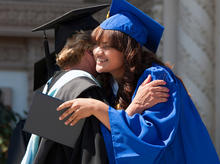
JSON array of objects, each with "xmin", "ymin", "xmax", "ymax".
[
  {"xmin": 176, "ymin": 0, "xmax": 215, "ymax": 140},
  {"xmin": 215, "ymin": 0, "xmax": 220, "ymax": 157},
  {"xmin": 163, "ymin": 0, "xmax": 178, "ymax": 69}
]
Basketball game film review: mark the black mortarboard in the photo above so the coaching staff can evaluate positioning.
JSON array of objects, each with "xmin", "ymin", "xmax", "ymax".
[{"xmin": 32, "ymin": 4, "xmax": 109, "ymax": 91}]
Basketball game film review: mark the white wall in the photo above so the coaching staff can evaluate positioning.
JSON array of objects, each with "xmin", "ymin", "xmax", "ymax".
[{"xmin": 0, "ymin": 71, "xmax": 28, "ymax": 118}]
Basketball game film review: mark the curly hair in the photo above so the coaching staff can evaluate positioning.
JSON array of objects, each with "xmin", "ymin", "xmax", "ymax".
[
  {"xmin": 92, "ymin": 26, "xmax": 165, "ymax": 109},
  {"xmin": 56, "ymin": 31, "xmax": 94, "ymax": 69}
]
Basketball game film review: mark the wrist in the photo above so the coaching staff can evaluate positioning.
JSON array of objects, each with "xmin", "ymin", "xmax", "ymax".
[
  {"xmin": 91, "ymin": 99, "xmax": 108, "ymax": 116},
  {"xmin": 126, "ymin": 100, "xmax": 149, "ymax": 116},
  {"xmin": 133, "ymin": 98, "xmax": 150, "ymax": 109},
  {"xmin": 126, "ymin": 103, "xmax": 139, "ymax": 116}
]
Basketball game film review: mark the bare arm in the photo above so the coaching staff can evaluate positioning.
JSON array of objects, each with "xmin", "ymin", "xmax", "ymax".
[
  {"xmin": 57, "ymin": 98, "xmax": 111, "ymax": 130},
  {"xmin": 57, "ymin": 75, "xmax": 169, "ymax": 130}
]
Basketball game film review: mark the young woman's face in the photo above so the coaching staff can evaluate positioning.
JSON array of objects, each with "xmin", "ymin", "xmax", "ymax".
[{"xmin": 93, "ymin": 33, "xmax": 124, "ymax": 80}]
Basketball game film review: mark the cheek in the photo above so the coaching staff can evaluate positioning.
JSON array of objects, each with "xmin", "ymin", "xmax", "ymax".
[{"xmin": 111, "ymin": 52, "xmax": 124, "ymax": 66}]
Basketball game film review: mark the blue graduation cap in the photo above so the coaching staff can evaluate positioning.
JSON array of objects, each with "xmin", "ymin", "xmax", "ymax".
[{"xmin": 100, "ymin": 0, "xmax": 164, "ymax": 53}]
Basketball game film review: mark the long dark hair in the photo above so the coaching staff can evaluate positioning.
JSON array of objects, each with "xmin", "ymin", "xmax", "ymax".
[{"xmin": 92, "ymin": 26, "xmax": 165, "ymax": 109}]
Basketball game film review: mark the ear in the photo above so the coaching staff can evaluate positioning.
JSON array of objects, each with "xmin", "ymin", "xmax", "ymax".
[{"xmin": 85, "ymin": 49, "xmax": 93, "ymax": 56}]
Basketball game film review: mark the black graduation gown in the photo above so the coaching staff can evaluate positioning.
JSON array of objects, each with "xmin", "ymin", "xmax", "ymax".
[{"xmin": 32, "ymin": 71, "xmax": 109, "ymax": 164}]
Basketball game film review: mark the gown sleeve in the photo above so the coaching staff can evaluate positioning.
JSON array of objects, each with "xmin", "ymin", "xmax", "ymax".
[{"xmin": 108, "ymin": 65, "xmax": 181, "ymax": 163}]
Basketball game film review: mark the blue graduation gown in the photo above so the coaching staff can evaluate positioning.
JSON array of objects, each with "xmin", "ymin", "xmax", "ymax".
[{"xmin": 100, "ymin": 64, "xmax": 219, "ymax": 164}]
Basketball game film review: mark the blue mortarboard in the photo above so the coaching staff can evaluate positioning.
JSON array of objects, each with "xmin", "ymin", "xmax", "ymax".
[{"xmin": 100, "ymin": 0, "xmax": 164, "ymax": 53}]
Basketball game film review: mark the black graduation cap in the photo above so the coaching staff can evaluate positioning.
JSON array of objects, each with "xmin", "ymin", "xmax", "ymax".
[{"xmin": 33, "ymin": 4, "xmax": 109, "ymax": 91}]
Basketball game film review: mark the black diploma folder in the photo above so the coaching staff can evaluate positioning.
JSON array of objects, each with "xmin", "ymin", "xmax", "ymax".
[{"xmin": 23, "ymin": 92, "xmax": 85, "ymax": 148}]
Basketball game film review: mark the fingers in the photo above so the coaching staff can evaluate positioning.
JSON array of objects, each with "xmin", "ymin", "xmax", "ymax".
[
  {"xmin": 70, "ymin": 116, "xmax": 80, "ymax": 126},
  {"xmin": 57, "ymin": 100, "xmax": 74, "ymax": 111},
  {"xmin": 145, "ymin": 97, "xmax": 169, "ymax": 109},
  {"xmin": 150, "ymin": 80, "xmax": 166, "ymax": 87},
  {"xmin": 59, "ymin": 107, "xmax": 75, "ymax": 120},
  {"xmin": 64, "ymin": 110, "xmax": 82, "ymax": 126},
  {"xmin": 141, "ymin": 75, "xmax": 152, "ymax": 85},
  {"xmin": 156, "ymin": 98, "xmax": 168, "ymax": 103},
  {"xmin": 154, "ymin": 92, "xmax": 169, "ymax": 98},
  {"xmin": 151, "ymin": 86, "xmax": 169, "ymax": 93},
  {"xmin": 58, "ymin": 100, "xmax": 78, "ymax": 120},
  {"xmin": 64, "ymin": 111, "xmax": 78, "ymax": 125}
]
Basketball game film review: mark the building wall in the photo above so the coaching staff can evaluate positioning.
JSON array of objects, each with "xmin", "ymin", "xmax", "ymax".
[
  {"xmin": 163, "ymin": 0, "xmax": 220, "ymax": 157},
  {"xmin": 214, "ymin": 0, "xmax": 220, "ymax": 157},
  {"xmin": 0, "ymin": 0, "xmax": 219, "ymax": 157}
]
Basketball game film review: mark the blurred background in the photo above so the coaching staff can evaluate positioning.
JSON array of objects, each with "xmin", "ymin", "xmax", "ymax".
[{"xmin": 0, "ymin": 0, "xmax": 219, "ymax": 161}]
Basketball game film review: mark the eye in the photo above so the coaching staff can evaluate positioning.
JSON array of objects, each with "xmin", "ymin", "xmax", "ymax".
[
  {"xmin": 101, "ymin": 45, "xmax": 111, "ymax": 50},
  {"xmin": 93, "ymin": 45, "xmax": 98, "ymax": 49}
]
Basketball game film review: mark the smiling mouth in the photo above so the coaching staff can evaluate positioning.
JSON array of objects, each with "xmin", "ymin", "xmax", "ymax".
[{"xmin": 96, "ymin": 59, "xmax": 108, "ymax": 64}]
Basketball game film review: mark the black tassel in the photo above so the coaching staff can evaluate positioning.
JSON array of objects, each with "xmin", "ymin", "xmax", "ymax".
[{"xmin": 43, "ymin": 31, "xmax": 54, "ymax": 78}]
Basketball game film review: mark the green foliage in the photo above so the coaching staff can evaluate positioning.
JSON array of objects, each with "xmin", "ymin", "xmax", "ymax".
[{"xmin": 0, "ymin": 103, "xmax": 17, "ymax": 164}]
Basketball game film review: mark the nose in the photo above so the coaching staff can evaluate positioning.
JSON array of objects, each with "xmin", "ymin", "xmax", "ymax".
[{"xmin": 93, "ymin": 46, "xmax": 103, "ymax": 57}]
